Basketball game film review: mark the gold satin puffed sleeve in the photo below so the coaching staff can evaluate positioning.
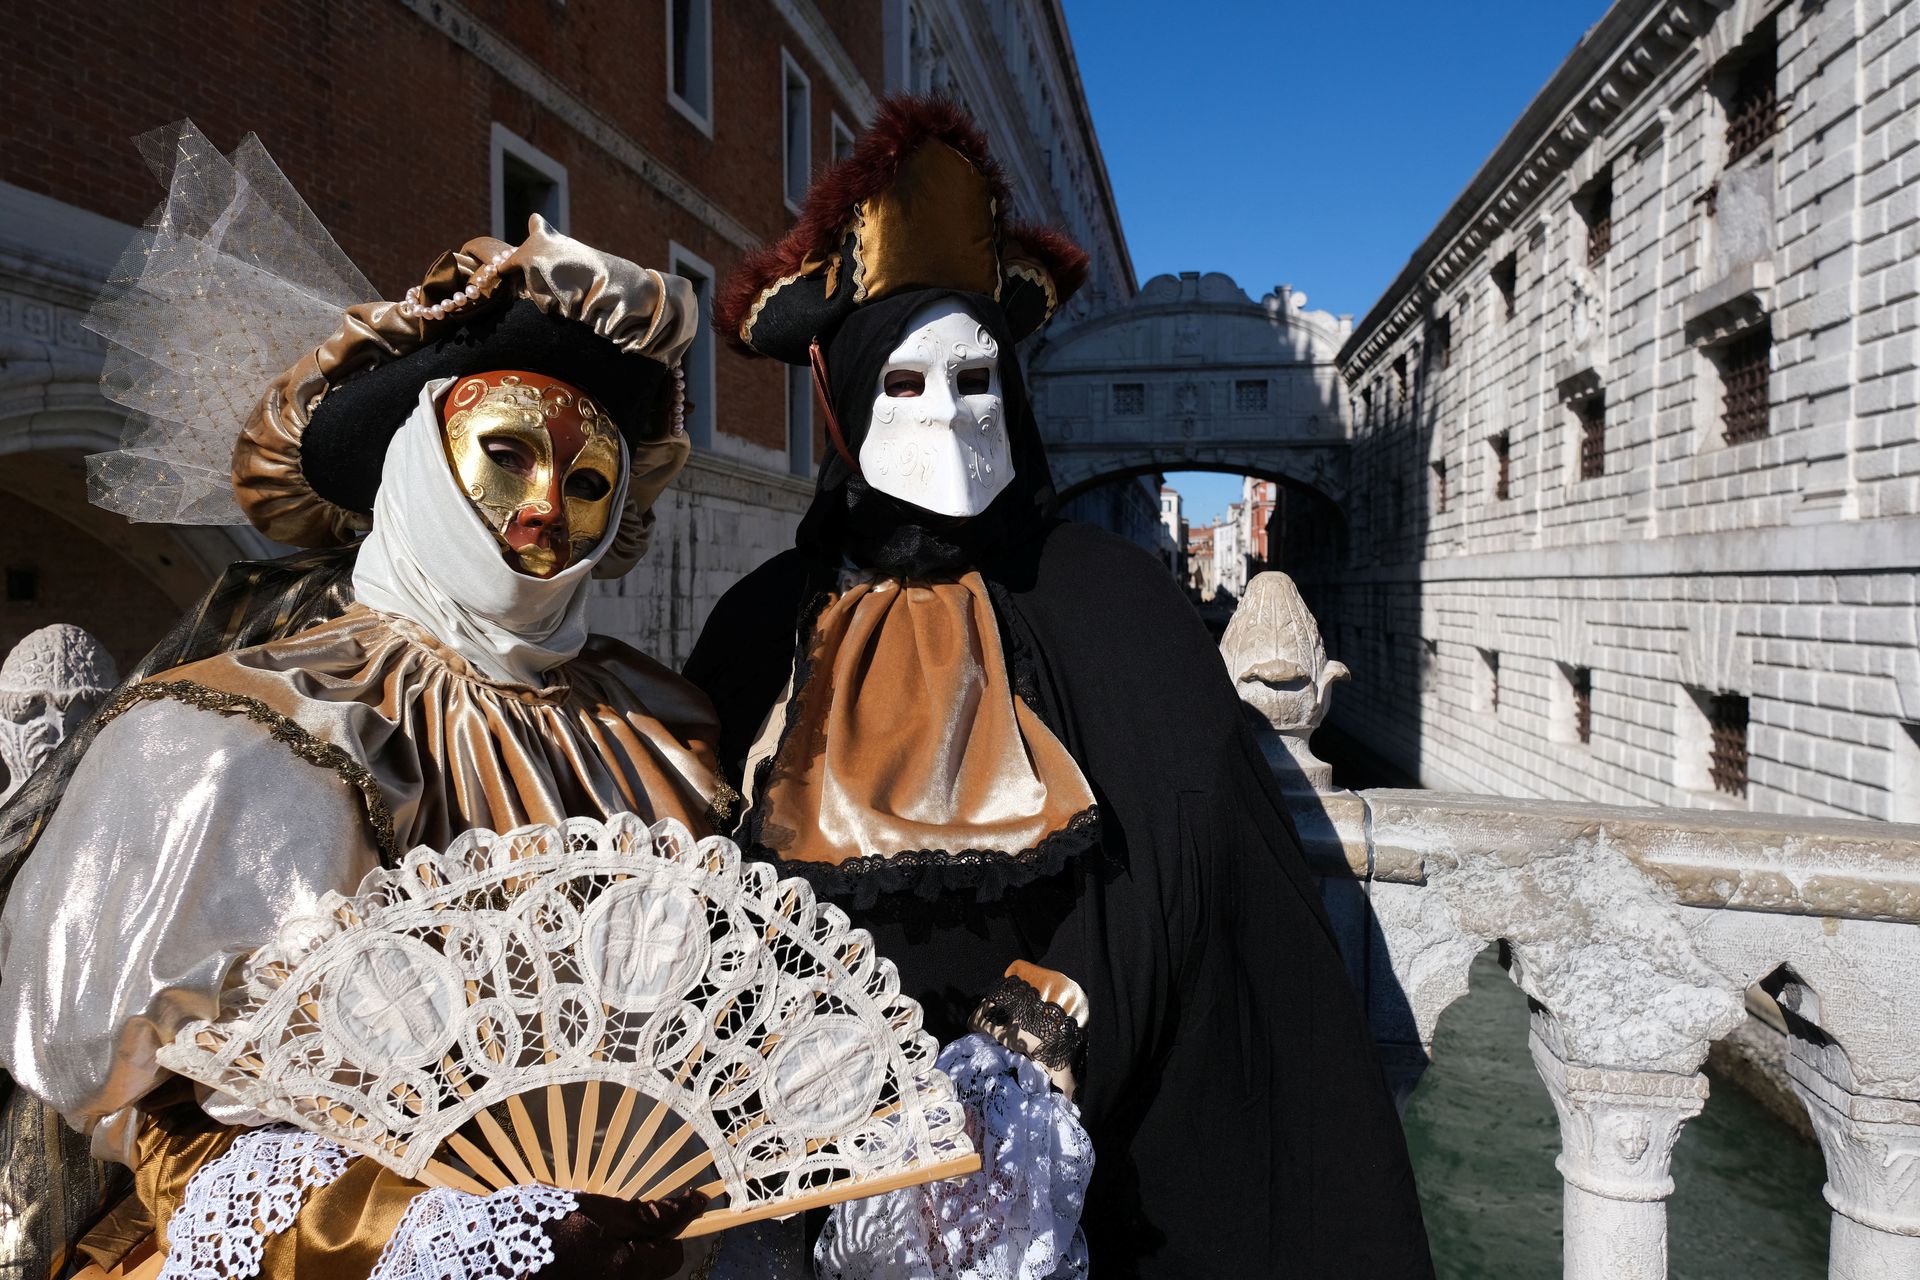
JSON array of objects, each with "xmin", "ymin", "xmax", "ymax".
[
  {"xmin": 969, "ymin": 961, "xmax": 1091, "ymax": 1100},
  {"xmin": 134, "ymin": 1093, "xmax": 424, "ymax": 1280}
]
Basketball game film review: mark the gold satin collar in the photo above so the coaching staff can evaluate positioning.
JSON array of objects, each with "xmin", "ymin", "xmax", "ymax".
[
  {"xmin": 137, "ymin": 605, "xmax": 729, "ymax": 853},
  {"xmin": 753, "ymin": 571, "xmax": 1093, "ymax": 869}
]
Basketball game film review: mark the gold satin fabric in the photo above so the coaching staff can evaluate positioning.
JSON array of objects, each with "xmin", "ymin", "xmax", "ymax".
[
  {"xmin": 757, "ymin": 571, "xmax": 1092, "ymax": 866},
  {"xmin": 853, "ymin": 141, "xmax": 1001, "ymax": 305},
  {"xmin": 134, "ymin": 1084, "xmax": 421, "ymax": 1280},
  {"xmin": 152, "ymin": 603, "xmax": 727, "ymax": 852}
]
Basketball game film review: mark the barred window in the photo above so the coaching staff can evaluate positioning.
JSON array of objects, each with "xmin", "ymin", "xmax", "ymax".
[
  {"xmin": 1572, "ymin": 666, "xmax": 1592, "ymax": 745},
  {"xmin": 1578, "ymin": 392, "xmax": 1607, "ymax": 481},
  {"xmin": 1234, "ymin": 379, "xmax": 1268, "ymax": 412},
  {"xmin": 1488, "ymin": 650, "xmax": 1501, "ymax": 712},
  {"xmin": 1492, "ymin": 254, "xmax": 1518, "ymax": 322},
  {"xmin": 1720, "ymin": 330, "xmax": 1771, "ymax": 444},
  {"xmin": 1490, "ymin": 432, "xmax": 1511, "ymax": 501},
  {"xmin": 1432, "ymin": 457, "xmax": 1448, "ymax": 515},
  {"xmin": 1432, "ymin": 315, "xmax": 1453, "ymax": 370},
  {"xmin": 1393, "ymin": 354, "xmax": 1409, "ymax": 402},
  {"xmin": 1112, "ymin": 383, "xmax": 1146, "ymax": 416},
  {"xmin": 1361, "ymin": 385, "xmax": 1374, "ymax": 427},
  {"xmin": 1708, "ymin": 693, "xmax": 1749, "ymax": 797},
  {"xmin": 1724, "ymin": 25, "xmax": 1779, "ymax": 167},
  {"xmin": 1584, "ymin": 172, "xmax": 1613, "ymax": 268}
]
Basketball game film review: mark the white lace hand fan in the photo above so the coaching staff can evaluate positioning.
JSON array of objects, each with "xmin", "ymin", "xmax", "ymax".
[{"xmin": 156, "ymin": 814, "xmax": 978, "ymax": 1237}]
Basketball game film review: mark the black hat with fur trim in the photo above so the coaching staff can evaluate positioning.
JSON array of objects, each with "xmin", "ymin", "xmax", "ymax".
[{"xmin": 715, "ymin": 96, "xmax": 1088, "ymax": 366}]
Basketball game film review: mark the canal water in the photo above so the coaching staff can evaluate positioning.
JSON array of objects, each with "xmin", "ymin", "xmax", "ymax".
[{"xmin": 1401, "ymin": 949, "xmax": 1832, "ymax": 1278}]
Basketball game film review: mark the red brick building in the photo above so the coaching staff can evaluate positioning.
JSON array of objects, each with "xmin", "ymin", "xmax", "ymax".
[{"xmin": 0, "ymin": 0, "xmax": 1131, "ymax": 670}]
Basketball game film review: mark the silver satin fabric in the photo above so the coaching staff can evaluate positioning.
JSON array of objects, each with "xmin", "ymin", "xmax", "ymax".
[{"xmin": 0, "ymin": 699, "xmax": 379, "ymax": 1159}]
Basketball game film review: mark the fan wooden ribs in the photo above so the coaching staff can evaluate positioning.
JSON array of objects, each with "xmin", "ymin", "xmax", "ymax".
[{"xmin": 158, "ymin": 815, "xmax": 981, "ymax": 1239}]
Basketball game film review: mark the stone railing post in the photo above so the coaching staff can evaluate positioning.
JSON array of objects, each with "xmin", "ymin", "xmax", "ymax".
[
  {"xmin": 1218, "ymin": 571, "xmax": 1348, "ymax": 794},
  {"xmin": 1766, "ymin": 972, "xmax": 1920, "ymax": 1280},
  {"xmin": 0, "ymin": 623, "xmax": 116, "ymax": 803},
  {"xmin": 1530, "ymin": 1018, "xmax": 1708, "ymax": 1280},
  {"xmin": 0, "ymin": 624, "xmax": 118, "ymax": 1280}
]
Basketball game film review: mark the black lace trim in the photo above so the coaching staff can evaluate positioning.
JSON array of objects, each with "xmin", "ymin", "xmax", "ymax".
[
  {"xmin": 740, "ymin": 576, "xmax": 1100, "ymax": 909},
  {"xmin": 755, "ymin": 806, "xmax": 1100, "ymax": 911},
  {"xmin": 976, "ymin": 974, "xmax": 1085, "ymax": 1070}
]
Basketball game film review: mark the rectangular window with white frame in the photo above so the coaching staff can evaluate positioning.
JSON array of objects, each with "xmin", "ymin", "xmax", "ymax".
[
  {"xmin": 786, "ymin": 365, "xmax": 814, "ymax": 476},
  {"xmin": 668, "ymin": 242, "xmax": 717, "ymax": 451},
  {"xmin": 667, "ymin": 0, "xmax": 712, "ymax": 133},
  {"xmin": 831, "ymin": 113, "xmax": 855, "ymax": 166},
  {"xmin": 782, "ymin": 51, "xmax": 812, "ymax": 213},
  {"xmin": 490, "ymin": 124, "xmax": 569, "ymax": 244}
]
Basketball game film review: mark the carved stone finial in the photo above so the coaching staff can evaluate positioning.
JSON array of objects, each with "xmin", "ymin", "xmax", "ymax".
[
  {"xmin": 0, "ymin": 624, "xmax": 118, "ymax": 804},
  {"xmin": 1218, "ymin": 570, "xmax": 1349, "ymax": 792}
]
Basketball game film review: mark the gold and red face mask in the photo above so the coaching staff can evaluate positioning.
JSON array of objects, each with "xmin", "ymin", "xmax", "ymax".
[{"xmin": 439, "ymin": 371, "xmax": 623, "ymax": 577}]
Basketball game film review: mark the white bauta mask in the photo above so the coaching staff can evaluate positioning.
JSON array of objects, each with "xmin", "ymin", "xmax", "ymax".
[{"xmin": 859, "ymin": 299, "xmax": 1014, "ymax": 518}]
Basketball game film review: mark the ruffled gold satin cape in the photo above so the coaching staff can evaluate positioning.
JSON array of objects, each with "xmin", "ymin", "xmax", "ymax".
[
  {"xmin": 106, "ymin": 602, "xmax": 731, "ymax": 860},
  {"xmin": 84, "ymin": 604, "xmax": 729, "ymax": 1280},
  {"xmin": 750, "ymin": 571, "xmax": 1093, "ymax": 875}
]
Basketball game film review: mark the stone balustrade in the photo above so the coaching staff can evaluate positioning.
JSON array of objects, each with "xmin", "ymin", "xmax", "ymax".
[{"xmin": 1226, "ymin": 570, "xmax": 1920, "ymax": 1280}]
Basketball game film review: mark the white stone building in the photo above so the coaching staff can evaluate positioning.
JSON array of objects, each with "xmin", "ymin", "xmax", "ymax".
[{"xmin": 1299, "ymin": 0, "xmax": 1920, "ymax": 821}]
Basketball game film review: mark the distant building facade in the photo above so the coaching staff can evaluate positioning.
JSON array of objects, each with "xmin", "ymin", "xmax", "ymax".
[
  {"xmin": 0, "ymin": 0, "xmax": 1131, "ymax": 673},
  {"xmin": 1300, "ymin": 0, "xmax": 1920, "ymax": 821}
]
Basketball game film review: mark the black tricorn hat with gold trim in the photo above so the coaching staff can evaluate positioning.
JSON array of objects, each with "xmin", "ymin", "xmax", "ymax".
[{"xmin": 716, "ymin": 95, "xmax": 1089, "ymax": 365}]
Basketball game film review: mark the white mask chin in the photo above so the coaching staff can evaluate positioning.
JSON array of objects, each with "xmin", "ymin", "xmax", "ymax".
[{"xmin": 859, "ymin": 299, "xmax": 1014, "ymax": 519}]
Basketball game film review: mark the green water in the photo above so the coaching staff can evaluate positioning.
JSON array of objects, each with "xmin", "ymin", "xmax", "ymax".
[{"xmin": 1401, "ymin": 950, "xmax": 1831, "ymax": 1278}]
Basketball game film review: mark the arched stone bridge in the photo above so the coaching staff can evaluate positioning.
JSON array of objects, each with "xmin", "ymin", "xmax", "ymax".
[{"xmin": 1027, "ymin": 271, "xmax": 1354, "ymax": 503}]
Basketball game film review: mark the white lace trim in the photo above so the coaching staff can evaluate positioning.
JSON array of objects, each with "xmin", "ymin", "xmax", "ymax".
[
  {"xmin": 369, "ymin": 1184, "xmax": 580, "ymax": 1280},
  {"xmin": 159, "ymin": 1124, "xmax": 352, "ymax": 1280},
  {"xmin": 815, "ymin": 1033, "xmax": 1093, "ymax": 1280}
]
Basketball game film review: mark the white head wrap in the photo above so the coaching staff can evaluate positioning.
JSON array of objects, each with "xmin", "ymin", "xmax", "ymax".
[{"xmin": 352, "ymin": 379, "xmax": 629, "ymax": 687}]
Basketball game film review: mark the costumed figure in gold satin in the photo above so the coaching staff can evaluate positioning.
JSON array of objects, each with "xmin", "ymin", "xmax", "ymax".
[
  {"xmin": 690, "ymin": 98, "xmax": 1434, "ymax": 1277},
  {"xmin": 0, "ymin": 124, "xmax": 742, "ymax": 1280}
]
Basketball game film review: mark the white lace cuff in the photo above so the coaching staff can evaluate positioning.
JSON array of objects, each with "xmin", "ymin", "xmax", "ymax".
[
  {"xmin": 159, "ymin": 1125, "xmax": 352, "ymax": 1280},
  {"xmin": 815, "ymin": 1032, "xmax": 1093, "ymax": 1280},
  {"xmin": 368, "ymin": 1184, "xmax": 579, "ymax": 1280}
]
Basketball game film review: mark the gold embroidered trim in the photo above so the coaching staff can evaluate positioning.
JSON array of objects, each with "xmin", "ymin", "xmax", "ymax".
[
  {"xmin": 99, "ymin": 680, "xmax": 400, "ymax": 866},
  {"xmin": 708, "ymin": 779, "xmax": 741, "ymax": 829},
  {"xmin": 1005, "ymin": 260, "xmax": 1056, "ymax": 321},
  {"xmin": 742, "ymin": 267, "xmax": 810, "ymax": 345}
]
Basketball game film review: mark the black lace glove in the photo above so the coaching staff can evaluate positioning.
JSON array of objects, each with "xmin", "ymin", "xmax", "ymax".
[{"xmin": 544, "ymin": 1190, "xmax": 707, "ymax": 1280}]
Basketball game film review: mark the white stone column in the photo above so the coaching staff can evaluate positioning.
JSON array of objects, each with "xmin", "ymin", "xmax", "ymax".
[
  {"xmin": 1788, "ymin": 1059, "xmax": 1920, "ymax": 1280},
  {"xmin": 1530, "ymin": 1023, "xmax": 1708, "ymax": 1280}
]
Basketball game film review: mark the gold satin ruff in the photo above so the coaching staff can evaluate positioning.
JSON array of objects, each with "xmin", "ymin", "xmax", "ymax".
[
  {"xmin": 756, "ymin": 571, "xmax": 1092, "ymax": 867},
  {"xmin": 150, "ymin": 603, "xmax": 728, "ymax": 852}
]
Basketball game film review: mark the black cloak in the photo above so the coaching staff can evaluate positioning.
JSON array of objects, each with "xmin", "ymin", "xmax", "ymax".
[{"xmin": 685, "ymin": 290, "xmax": 1432, "ymax": 1277}]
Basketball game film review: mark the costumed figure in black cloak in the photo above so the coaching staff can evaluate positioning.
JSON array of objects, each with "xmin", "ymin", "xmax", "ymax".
[
  {"xmin": 0, "ymin": 124, "xmax": 750, "ymax": 1280},
  {"xmin": 687, "ymin": 97, "xmax": 1434, "ymax": 1277}
]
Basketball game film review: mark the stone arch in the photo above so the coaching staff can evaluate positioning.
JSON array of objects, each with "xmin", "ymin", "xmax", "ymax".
[
  {"xmin": 0, "ymin": 406, "xmax": 277, "ymax": 671},
  {"xmin": 1027, "ymin": 271, "xmax": 1353, "ymax": 516}
]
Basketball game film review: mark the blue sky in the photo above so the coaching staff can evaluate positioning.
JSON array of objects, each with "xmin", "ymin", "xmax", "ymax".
[{"xmin": 1059, "ymin": 0, "xmax": 1612, "ymax": 525}]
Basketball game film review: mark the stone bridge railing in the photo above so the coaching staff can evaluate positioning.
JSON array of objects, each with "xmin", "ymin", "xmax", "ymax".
[{"xmin": 1226, "ymin": 571, "xmax": 1920, "ymax": 1280}]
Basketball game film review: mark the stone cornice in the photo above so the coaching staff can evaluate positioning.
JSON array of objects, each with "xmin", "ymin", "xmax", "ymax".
[
  {"xmin": 1291, "ymin": 513, "xmax": 1920, "ymax": 583},
  {"xmin": 1337, "ymin": 0, "xmax": 1718, "ymax": 381}
]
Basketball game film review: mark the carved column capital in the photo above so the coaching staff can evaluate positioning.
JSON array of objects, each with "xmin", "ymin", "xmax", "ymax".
[
  {"xmin": 1530, "ymin": 1026, "xmax": 1708, "ymax": 1203},
  {"xmin": 1791, "ymin": 1060, "xmax": 1920, "ymax": 1238}
]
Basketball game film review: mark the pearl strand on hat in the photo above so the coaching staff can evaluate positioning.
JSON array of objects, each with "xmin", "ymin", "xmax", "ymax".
[{"xmin": 398, "ymin": 247, "xmax": 515, "ymax": 321}]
